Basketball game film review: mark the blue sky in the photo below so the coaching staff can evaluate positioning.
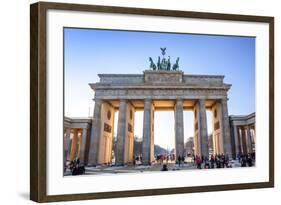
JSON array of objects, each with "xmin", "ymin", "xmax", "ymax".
[{"xmin": 64, "ymin": 28, "xmax": 255, "ymax": 149}]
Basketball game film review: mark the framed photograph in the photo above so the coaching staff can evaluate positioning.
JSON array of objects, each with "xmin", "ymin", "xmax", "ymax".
[{"xmin": 30, "ymin": 1, "xmax": 274, "ymax": 202}]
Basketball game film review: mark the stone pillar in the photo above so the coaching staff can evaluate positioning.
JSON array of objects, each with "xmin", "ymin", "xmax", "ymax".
[
  {"xmin": 212, "ymin": 134, "xmax": 217, "ymax": 155},
  {"xmin": 221, "ymin": 98, "xmax": 232, "ymax": 157},
  {"xmin": 63, "ymin": 128, "xmax": 71, "ymax": 167},
  {"xmin": 69, "ymin": 129, "xmax": 78, "ymax": 161},
  {"xmin": 124, "ymin": 102, "xmax": 135, "ymax": 164},
  {"xmin": 151, "ymin": 107, "xmax": 155, "ymax": 162},
  {"xmin": 96, "ymin": 102, "xmax": 115, "ymax": 164},
  {"xmin": 142, "ymin": 99, "xmax": 153, "ymax": 165},
  {"xmin": 197, "ymin": 99, "xmax": 209, "ymax": 158},
  {"xmin": 241, "ymin": 127, "xmax": 248, "ymax": 154},
  {"xmin": 233, "ymin": 125, "xmax": 240, "ymax": 157},
  {"xmin": 77, "ymin": 130, "xmax": 82, "ymax": 159},
  {"xmin": 246, "ymin": 126, "xmax": 253, "ymax": 153},
  {"xmin": 211, "ymin": 101, "xmax": 224, "ymax": 155},
  {"xmin": 79, "ymin": 127, "xmax": 88, "ymax": 165},
  {"xmin": 116, "ymin": 99, "xmax": 127, "ymax": 165},
  {"xmin": 193, "ymin": 107, "xmax": 200, "ymax": 156},
  {"xmin": 174, "ymin": 99, "xmax": 184, "ymax": 159},
  {"xmin": 251, "ymin": 126, "xmax": 256, "ymax": 152},
  {"xmin": 252, "ymin": 126, "xmax": 256, "ymax": 144},
  {"xmin": 237, "ymin": 126, "xmax": 243, "ymax": 154},
  {"xmin": 88, "ymin": 99, "xmax": 102, "ymax": 165}
]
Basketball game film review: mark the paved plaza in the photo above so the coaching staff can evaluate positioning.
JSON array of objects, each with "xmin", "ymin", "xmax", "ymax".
[{"xmin": 64, "ymin": 159, "xmax": 247, "ymax": 176}]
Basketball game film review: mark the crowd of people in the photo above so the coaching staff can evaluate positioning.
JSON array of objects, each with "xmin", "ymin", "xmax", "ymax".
[
  {"xmin": 237, "ymin": 152, "xmax": 255, "ymax": 167},
  {"xmin": 65, "ymin": 158, "xmax": 85, "ymax": 175},
  {"xmin": 134, "ymin": 152, "xmax": 256, "ymax": 169},
  {"xmin": 65, "ymin": 152, "xmax": 256, "ymax": 174},
  {"xmin": 155, "ymin": 154, "xmax": 176, "ymax": 164},
  {"xmin": 193, "ymin": 154, "xmax": 231, "ymax": 169},
  {"xmin": 192, "ymin": 152, "xmax": 255, "ymax": 169}
]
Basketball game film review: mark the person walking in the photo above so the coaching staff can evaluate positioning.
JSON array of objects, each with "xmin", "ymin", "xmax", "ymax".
[
  {"xmin": 181, "ymin": 156, "xmax": 185, "ymax": 166},
  {"xmin": 196, "ymin": 155, "xmax": 202, "ymax": 169},
  {"xmin": 177, "ymin": 155, "xmax": 182, "ymax": 167},
  {"xmin": 210, "ymin": 155, "xmax": 215, "ymax": 168}
]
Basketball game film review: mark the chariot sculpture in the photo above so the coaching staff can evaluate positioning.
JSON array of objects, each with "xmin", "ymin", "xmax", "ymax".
[{"xmin": 149, "ymin": 48, "xmax": 180, "ymax": 71}]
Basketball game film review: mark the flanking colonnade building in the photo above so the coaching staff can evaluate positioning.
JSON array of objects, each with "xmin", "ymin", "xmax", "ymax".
[{"xmin": 63, "ymin": 70, "xmax": 256, "ymax": 167}]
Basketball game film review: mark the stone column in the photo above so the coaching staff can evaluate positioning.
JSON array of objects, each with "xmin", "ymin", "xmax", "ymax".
[
  {"xmin": 238, "ymin": 127, "xmax": 243, "ymax": 154},
  {"xmin": 233, "ymin": 125, "xmax": 240, "ymax": 157},
  {"xmin": 197, "ymin": 99, "xmax": 209, "ymax": 158},
  {"xmin": 124, "ymin": 102, "xmax": 135, "ymax": 164},
  {"xmin": 142, "ymin": 99, "xmax": 153, "ymax": 165},
  {"xmin": 241, "ymin": 127, "xmax": 248, "ymax": 154},
  {"xmin": 77, "ymin": 130, "xmax": 82, "ymax": 159},
  {"xmin": 246, "ymin": 126, "xmax": 253, "ymax": 153},
  {"xmin": 63, "ymin": 128, "xmax": 71, "ymax": 167},
  {"xmin": 221, "ymin": 98, "xmax": 232, "ymax": 157},
  {"xmin": 252, "ymin": 126, "xmax": 256, "ymax": 144},
  {"xmin": 116, "ymin": 99, "xmax": 127, "ymax": 165},
  {"xmin": 79, "ymin": 127, "xmax": 88, "ymax": 165},
  {"xmin": 193, "ymin": 107, "xmax": 200, "ymax": 156},
  {"xmin": 64, "ymin": 128, "xmax": 71, "ymax": 160},
  {"xmin": 216, "ymin": 102, "xmax": 224, "ymax": 154},
  {"xmin": 174, "ymin": 99, "xmax": 184, "ymax": 159},
  {"xmin": 69, "ymin": 129, "xmax": 78, "ymax": 161},
  {"xmin": 88, "ymin": 99, "xmax": 102, "ymax": 165}
]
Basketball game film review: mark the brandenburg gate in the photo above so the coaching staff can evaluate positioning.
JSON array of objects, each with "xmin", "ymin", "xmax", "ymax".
[
  {"xmin": 87, "ymin": 68, "xmax": 232, "ymax": 165},
  {"xmin": 64, "ymin": 49, "xmax": 235, "ymax": 167}
]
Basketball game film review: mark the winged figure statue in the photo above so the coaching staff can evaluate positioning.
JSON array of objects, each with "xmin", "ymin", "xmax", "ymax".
[{"xmin": 160, "ymin": 47, "xmax": 166, "ymax": 56}]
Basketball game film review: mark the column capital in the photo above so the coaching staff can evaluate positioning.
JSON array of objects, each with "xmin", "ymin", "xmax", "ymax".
[
  {"xmin": 93, "ymin": 98, "xmax": 103, "ymax": 106},
  {"xmin": 144, "ymin": 98, "xmax": 152, "ymax": 103},
  {"xmin": 220, "ymin": 97, "xmax": 229, "ymax": 103},
  {"xmin": 65, "ymin": 127, "xmax": 71, "ymax": 135},
  {"xmin": 198, "ymin": 98, "xmax": 206, "ymax": 105},
  {"xmin": 119, "ymin": 98, "xmax": 127, "ymax": 102},
  {"xmin": 175, "ymin": 99, "xmax": 183, "ymax": 106}
]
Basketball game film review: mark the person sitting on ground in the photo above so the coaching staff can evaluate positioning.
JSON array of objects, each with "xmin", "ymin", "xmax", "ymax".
[
  {"xmin": 161, "ymin": 164, "xmax": 168, "ymax": 171},
  {"xmin": 241, "ymin": 155, "xmax": 247, "ymax": 167},
  {"xmin": 247, "ymin": 154, "xmax": 253, "ymax": 167}
]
